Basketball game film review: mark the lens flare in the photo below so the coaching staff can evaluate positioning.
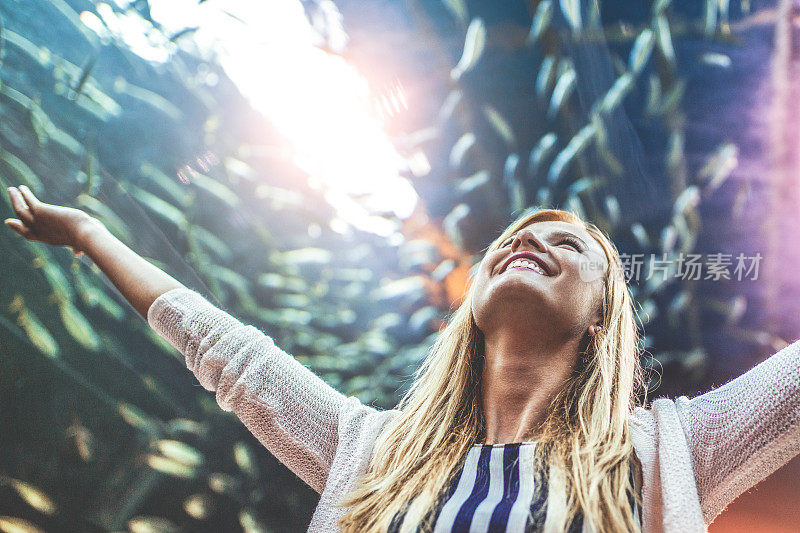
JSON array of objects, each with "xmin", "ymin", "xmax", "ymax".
[{"xmin": 106, "ymin": 0, "xmax": 419, "ymax": 236}]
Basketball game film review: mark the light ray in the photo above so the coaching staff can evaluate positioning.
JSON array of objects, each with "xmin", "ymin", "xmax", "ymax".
[{"xmin": 87, "ymin": 0, "xmax": 418, "ymax": 236}]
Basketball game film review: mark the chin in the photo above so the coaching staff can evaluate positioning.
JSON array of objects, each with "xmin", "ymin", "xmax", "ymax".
[
  {"xmin": 490, "ymin": 271, "xmax": 549, "ymax": 296},
  {"xmin": 475, "ymin": 285, "xmax": 550, "ymax": 325}
]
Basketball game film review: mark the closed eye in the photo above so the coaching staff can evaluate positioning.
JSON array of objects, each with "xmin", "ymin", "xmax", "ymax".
[
  {"xmin": 558, "ymin": 236, "xmax": 583, "ymax": 252},
  {"xmin": 499, "ymin": 235, "xmax": 584, "ymax": 251}
]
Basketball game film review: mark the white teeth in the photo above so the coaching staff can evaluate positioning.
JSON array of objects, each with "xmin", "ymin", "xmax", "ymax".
[{"xmin": 507, "ymin": 258, "xmax": 547, "ymax": 275}]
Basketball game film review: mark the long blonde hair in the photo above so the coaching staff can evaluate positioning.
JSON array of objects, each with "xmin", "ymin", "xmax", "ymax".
[{"xmin": 336, "ymin": 208, "xmax": 646, "ymax": 532}]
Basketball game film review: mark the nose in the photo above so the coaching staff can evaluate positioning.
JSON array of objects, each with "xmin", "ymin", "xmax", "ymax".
[{"xmin": 511, "ymin": 227, "xmax": 548, "ymax": 253}]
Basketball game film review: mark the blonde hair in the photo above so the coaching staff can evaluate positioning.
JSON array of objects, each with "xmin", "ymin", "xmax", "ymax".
[{"xmin": 336, "ymin": 208, "xmax": 646, "ymax": 532}]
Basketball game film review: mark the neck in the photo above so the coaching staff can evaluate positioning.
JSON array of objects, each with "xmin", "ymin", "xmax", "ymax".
[{"xmin": 479, "ymin": 329, "xmax": 580, "ymax": 444}]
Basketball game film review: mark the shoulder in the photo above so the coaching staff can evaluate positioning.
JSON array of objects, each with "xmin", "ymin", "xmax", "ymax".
[
  {"xmin": 628, "ymin": 404, "xmax": 657, "ymax": 456},
  {"xmin": 628, "ymin": 398, "xmax": 685, "ymax": 449},
  {"xmin": 326, "ymin": 399, "xmax": 402, "ymax": 485},
  {"xmin": 629, "ymin": 399, "xmax": 675, "ymax": 432},
  {"xmin": 338, "ymin": 397, "xmax": 402, "ymax": 442}
]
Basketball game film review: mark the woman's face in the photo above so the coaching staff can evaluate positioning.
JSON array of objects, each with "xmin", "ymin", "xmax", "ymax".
[{"xmin": 471, "ymin": 220, "xmax": 609, "ymax": 339}]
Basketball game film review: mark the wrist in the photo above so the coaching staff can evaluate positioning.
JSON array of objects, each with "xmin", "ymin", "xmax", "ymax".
[{"xmin": 73, "ymin": 215, "xmax": 107, "ymax": 254}]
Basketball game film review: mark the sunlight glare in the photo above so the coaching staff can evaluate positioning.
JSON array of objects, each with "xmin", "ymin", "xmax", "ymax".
[{"xmin": 97, "ymin": 0, "xmax": 419, "ymax": 236}]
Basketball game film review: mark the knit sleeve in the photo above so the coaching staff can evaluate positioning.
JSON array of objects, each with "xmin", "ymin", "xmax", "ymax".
[
  {"xmin": 673, "ymin": 338, "xmax": 800, "ymax": 525},
  {"xmin": 146, "ymin": 286, "xmax": 349, "ymax": 494}
]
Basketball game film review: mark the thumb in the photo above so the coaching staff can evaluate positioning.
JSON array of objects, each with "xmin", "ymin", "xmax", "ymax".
[{"xmin": 5, "ymin": 218, "xmax": 30, "ymax": 237}]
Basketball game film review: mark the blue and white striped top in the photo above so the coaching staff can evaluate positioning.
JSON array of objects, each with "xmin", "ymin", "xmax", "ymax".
[{"xmin": 388, "ymin": 442, "xmax": 641, "ymax": 533}]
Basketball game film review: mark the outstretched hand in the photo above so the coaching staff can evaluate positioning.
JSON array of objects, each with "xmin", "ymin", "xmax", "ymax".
[{"xmin": 4, "ymin": 185, "xmax": 95, "ymax": 257}]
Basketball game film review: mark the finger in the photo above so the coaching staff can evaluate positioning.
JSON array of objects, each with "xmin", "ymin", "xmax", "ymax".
[
  {"xmin": 4, "ymin": 218, "xmax": 35, "ymax": 239},
  {"xmin": 17, "ymin": 185, "xmax": 42, "ymax": 212},
  {"xmin": 7, "ymin": 188, "xmax": 35, "ymax": 225}
]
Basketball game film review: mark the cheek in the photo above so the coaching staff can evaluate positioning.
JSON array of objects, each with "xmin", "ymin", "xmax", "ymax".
[
  {"xmin": 472, "ymin": 258, "xmax": 495, "ymax": 289},
  {"xmin": 553, "ymin": 258, "xmax": 601, "ymax": 310},
  {"xmin": 577, "ymin": 251, "xmax": 608, "ymax": 282},
  {"xmin": 469, "ymin": 263, "xmax": 497, "ymax": 322},
  {"xmin": 563, "ymin": 254, "xmax": 602, "ymax": 283},
  {"xmin": 470, "ymin": 269, "xmax": 489, "ymax": 306}
]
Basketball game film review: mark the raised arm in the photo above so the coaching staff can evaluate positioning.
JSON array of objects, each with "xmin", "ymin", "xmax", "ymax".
[
  {"xmin": 4, "ymin": 185, "xmax": 349, "ymax": 493},
  {"xmin": 4, "ymin": 185, "xmax": 183, "ymax": 319},
  {"xmin": 147, "ymin": 287, "xmax": 349, "ymax": 493},
  {"xmin": 673, "ymin": 338, "xmax": 800, "ymax": 524}
]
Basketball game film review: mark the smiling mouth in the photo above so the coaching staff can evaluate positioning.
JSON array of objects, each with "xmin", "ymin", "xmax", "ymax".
[{"xmin": 505, "ymin": 257, "xmax": 549, "ymax": 276}]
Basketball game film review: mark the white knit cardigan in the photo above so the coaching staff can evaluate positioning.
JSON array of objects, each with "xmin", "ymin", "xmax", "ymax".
[{"xmin": 147, "ymin": 287, "xmax": 800, "ymax": 533}]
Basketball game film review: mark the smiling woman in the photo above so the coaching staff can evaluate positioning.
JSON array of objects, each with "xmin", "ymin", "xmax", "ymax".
[
  {"xmin": 337, "ymin": 208, "xmax": 646, "ymax": 533},
  {"xmin": 5, "ymin": 186, "xmax": 800, "ymax": 533},
  {"xmin": 335, "ymin": 207, "xmax": 800, "ymax": 533}
]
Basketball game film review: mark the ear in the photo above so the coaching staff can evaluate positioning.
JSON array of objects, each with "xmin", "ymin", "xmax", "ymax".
[{"xmin": 588, "ymin": 321, "xmax": 603, "ymax": 337}]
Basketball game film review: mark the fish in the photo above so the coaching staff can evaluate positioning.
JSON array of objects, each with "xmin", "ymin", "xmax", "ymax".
[
  {"xmin": 527, "ymin": 1, "xmax": 553, "ymax": 44},
  {"xmin": 629, "ymin": 29, "xmax": 655, "ymax": 73},
  {"xmin": 9, "ymin": 295, "xmax": 60, "ymax": 358},
  {"xmin": 529, "ymin": 132, "xmax": 558, "ymax": 179},
  {"xmin": 483, "ymin": 106, "xmax": 515, "ymax": 147},
  {"xmin": 154, "ymin": 439, "xmax": 204, "ymax": 467},
  {"xmin": 451, "ymin": 19, "xmax": 486, "ymax": 81},
  {"xmin": 233, "ymin": 442, "xmax": 258, "ymax": 478},
  {"xmin": 57, "ymin": 300, "xmax": 100, "ymax": 351},
  {"xmin": 560, "ymin": 0, "xmax": 582, "ymax": 32},
  {"xmin": 441, "ymin": 0, "xmax": 468, "ymax": 28},
  {"xmin": 127, "ymin": 516, "xmax": 178, "ymax": 533},
  {"xmin": 0, "ymin": 477, "xmax": 57, "ymax": 515},
  {"xmin": 145, "ymin": 454, "xmax": 198, "ymax": 479},
  {"xmin": 547, "ymin": 67, "xmax": 577, "ymax": 119},
  {"xmin": 449, "ymin": 133, "xmax": 476, "ymax": 170},
  {"xmin": 655, "ymin": 14, "xmax": 676, "ymax": 66},
  {"xmin": 183, "ymin": 494, "xmax": 213, "ymax": 520},
  {"xmin": 547, "ymin": 123, "xmax": 596, "ymax": 185},
  {"xmin": 0, "ymin": 516, "xmax": 45, "ymax": 533},
  {"xmin": 208, "ymin": 472, "xmax": 239, "ymax": 495},
  {"xmin": 126, "ymin": 183, "xmax": 187, "ymax": 229}
]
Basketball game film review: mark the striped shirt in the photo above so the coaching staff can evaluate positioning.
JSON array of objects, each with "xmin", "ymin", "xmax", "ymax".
[{"xmin": 388, "ymin": 442, "xmax": 641, "ymax": 533}]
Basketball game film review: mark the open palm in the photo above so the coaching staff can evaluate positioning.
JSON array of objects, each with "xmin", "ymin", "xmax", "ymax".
[{"xmin": 4, "ymin": 185, "xmax": 93, "ymax": 256}]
